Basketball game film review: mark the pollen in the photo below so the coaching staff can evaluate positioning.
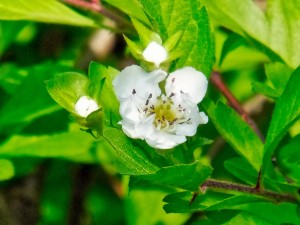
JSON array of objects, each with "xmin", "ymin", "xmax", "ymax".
[{"xmin": 151, "ymin": 97, "xmax": 177, "ymax": 129}]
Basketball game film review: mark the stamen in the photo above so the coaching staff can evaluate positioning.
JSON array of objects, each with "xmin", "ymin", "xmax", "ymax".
[{"xmin": 169, "ymin": 92, "xmax": 175, "ymax": 98}]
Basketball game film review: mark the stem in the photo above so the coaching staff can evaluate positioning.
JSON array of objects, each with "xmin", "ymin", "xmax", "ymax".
[
  {"xmin": 202, "ymin": 179, "xmax": 297, "ymax": 203},
  {"xmin": 62, "ymin": 0, "xmax": 133, "ymax": 29},
  {"xmin": 210, "ymin": 71, "xmax": 265, "ymax": 189},
  {"xmin": 210, "ymin": 71, "xmax": 265, "ymax": 142}
]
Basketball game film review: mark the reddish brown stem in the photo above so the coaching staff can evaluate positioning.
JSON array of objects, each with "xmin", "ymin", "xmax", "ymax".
[
  {"xmin": 202, "ymin": 179, "xmax": 297, "ymax": 203},
  {"xmin": 62, "ymin": 0, "xmax": 132, "ymax": 29},
  {"xmin": 63, "ymin": 0, "xmax": 102, "ymax": 11},
  {"xmin": 210, "ymin": 71, "xmax": 265, "ymax": 142},
  {"xmin": 210, "ymin": 71, "xmax": 265, "ymax": 190}
]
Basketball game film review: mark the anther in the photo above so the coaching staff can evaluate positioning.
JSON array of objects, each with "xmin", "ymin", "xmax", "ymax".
[
  {"xmin": 172, "ymin": 78, "xmax": 175, "ymax": 83},
  {"xmin": 148, "ymin": 93, "xmax": 152, "ymax": 99},
  {"xmin": 145, "ymin": 99, "xmax": 149, "ymax": 105},
  {"xmin": 169, "ymin": 93, "xmax": 175, "ymax": 98},
  {"xmin": 132, "ymin": 89, "xmax": 136, "ymax": 94}
]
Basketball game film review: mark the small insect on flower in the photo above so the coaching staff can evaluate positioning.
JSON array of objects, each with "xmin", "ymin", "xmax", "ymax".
[{"xmin": 113, "ymin": 65, "xmax": 208, "ymax": 149}]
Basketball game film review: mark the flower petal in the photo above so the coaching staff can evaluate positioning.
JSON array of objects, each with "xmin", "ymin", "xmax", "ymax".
[
  {"xmin": 145, "ymin": 131, "xmax": 186, "ymax": 149},
  {"xmin": 175, "ymin": 106, "xmax": 201, "ymax": 136},
  {"xmin": 74, "ymin": 96, "xmax": 99, "ymax": 117},
  {"xmin": 113, "ymin": 65, "xmax": 167, "ymax": 101},
  {"xmin": 165, "ymin": 67, "xmax": 208, "ymax": 104},
  {"xmin": 199, "ymin": 111, "xmax": 209, "ymax": 124},
  {"xmin": 142, "ymin": 41, "xmax": 168, "ymax": 67},
  {"xmin": 119, "ymin": 98, "xmax": 141, "ymax": 123}
]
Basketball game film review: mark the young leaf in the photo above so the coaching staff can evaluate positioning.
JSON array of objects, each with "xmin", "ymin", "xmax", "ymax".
[
  {"xmin": 263, "ymin": 67, "xmax": 300, "ymax": 175},
  {"xmin": 252, "ymin": 81, "xmax": 279, "ymax": 99},
  {"xmin": 46, "ymin": 72, "xmax": 89, "ymax": 115},
  {"xmin": 202, "ymin": 98, "xmax": 264, "ymax": 171},
  {"xmin": 88, "ymin": 62, "xmax": 107, "ymax": 104},
  {"xmin": 264, "ymin": 62, "xmax": 293, "ymax": 96},
  {"xmin": 0, "ymin": 0, "xmax": 98, "ymax": 27},
  {"xmin": 138, "ymin": 0, "xmax": 214, "ymax": 76},
  {"xmin": 103, "ymin": 127, "xmax": 159, "ymax": 175}
]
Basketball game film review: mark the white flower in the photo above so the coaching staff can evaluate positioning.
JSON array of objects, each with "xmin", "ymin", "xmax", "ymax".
[
  {"xmin": 113, "ymin": 65, "xmax": 208, "ymax": 149},
  {"xmin": 142, "ymin": 41, "xmax": 168, "ymax": 67},
  {"xmin": 74, "ymin": 96, "xmax": 99, "ymax": 117}
]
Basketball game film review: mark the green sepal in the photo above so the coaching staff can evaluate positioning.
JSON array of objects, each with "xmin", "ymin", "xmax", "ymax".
[{"xmin": 45, "ymin": 72, "xmax": 89, "ymax": 115}]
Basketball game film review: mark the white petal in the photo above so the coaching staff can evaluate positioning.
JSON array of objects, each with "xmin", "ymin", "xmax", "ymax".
[
  {"xmin": 119, "ymin": 98, "xmax": 141, "ymax": 123},
  {"xmin": 74, "ymin": 96, "xmax": 99, "ymax": 117},
  {"xmin": 142, "ymin": 41, "xmax": 168, "ymax": 67},
  {"xmin": 199, "ymin": 111, "xmax": 209, "ymax": 124},
  {"xmin": 144, "ymin": 130, "xmax": 186, "ymax": 149},
  {"xmin": 119, "ymin": 120, "xmax": 141, "ymax": 139},
  {"xmin": 175, "ymin": 106, "xmax": 200, "ymax": 136},
  {"xmin": 165, "ymin": 67, "xmax": 208, "ymax": 104},
  {"xmin": 113, "ymin": 65, "xmax": 166, "ymax": 101}
]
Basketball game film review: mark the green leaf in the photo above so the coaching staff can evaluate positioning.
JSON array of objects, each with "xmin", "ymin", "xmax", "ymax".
[
  {"xmin": 132, "ymin": 161, "xmax": 212, "ymax": 191},
  {"xmin": 252, "ymin": 81, "xmax": 279, "ymax": 99},
  {"xmin": 263, "ymin": 67, "xmax": 300, "ymax": 175},
  {"xmin": 219, "ymin": 33, "xmax": 247, "ymax": 67},
  {"xmin": 278, "ymin": 135, "xmax": 300, "ymax": 182},
  {"xmin": 98, "ymin": 67, "xmax": 120, "ymax": 127},
  {"xmin": 0, "ymin": 62, "xmax": 69, "ymax": 133},
  {"xmin": 0, "ymin": 63, "xmax": 28, "ymax": 94},
  {"xmin": 138, "ymin": 0, "xmax": 214, "ymax": 76},
  {"xmin": 131, "ymin": 17, "xmax": 160, "ymax": 47},
  {"xmin": 0, "ymin": 159, "xmax": 15, "ymax": 181},
  {"xmin": 193, "ymin": 211, "xmax": 272, "ymax": 225},
  {"xmin": 103, "ymin": 127, "xmax": 159, "ymax": 175},
  {"xmin": 0, "ymin": 131, "xmax": 96, "ymax": 162},
  {"xmin": 224, "ymin": 158, "xmax": 258, "ymax": 185},
  {"xmin": 200, "ymin": 0, "xmax": 300, "ymax": 68},
  {"xmin": 125, "ymin": 184, "xmax": 188, "ymax": 225},
  {"xmin": 264, "ymin": 62, "xmax": 293, "ymax": 96},
  {"xmin": 0, "ymin": 21, "xmax": 29, "ymax": 56},
  {"xmin": 46, "ymin": 72, "xmax": 89, "ymax": 115},
  {"xmin": 0, "ymin": 0, "xmax": 98, "ymax": 27},
  {"xmin": 103, "ymin": 0, "xmax": 149, "ymax": 25},
  {"xmin": 202, "ymin": 98, "xmax": 264, "ymax": 171},
  {"xmin": 163, "ymin": 190, "xmax": 267, "ymax": 213},
  {"xmin": 88, "ymin": 62, "xmax": 107, "ymax": 104}
]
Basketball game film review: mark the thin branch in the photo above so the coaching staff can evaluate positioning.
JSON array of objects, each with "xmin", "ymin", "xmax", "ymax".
[
  {"xmin": 210, "ymin": 71, "xmax": 265, "ymax": 142},
  {"xmin": 62, "ymin": 0, "xmax": 133, "ymax": 29},
  {"xmin": 63, "ymin": 0, "xmax": 102, "ymax": 11},
  {"xmin": 202, "ymin": 179, "xmax": 297, "ymax": 203},
  {"xmin": 210, "ymin": 71, "xmax": 266, "ymax": 190}
]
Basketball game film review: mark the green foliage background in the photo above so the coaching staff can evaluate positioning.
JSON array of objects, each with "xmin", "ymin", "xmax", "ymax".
[{"xmin": 1, "ymin": 0, "xmax": 300, "ymax": 224}]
